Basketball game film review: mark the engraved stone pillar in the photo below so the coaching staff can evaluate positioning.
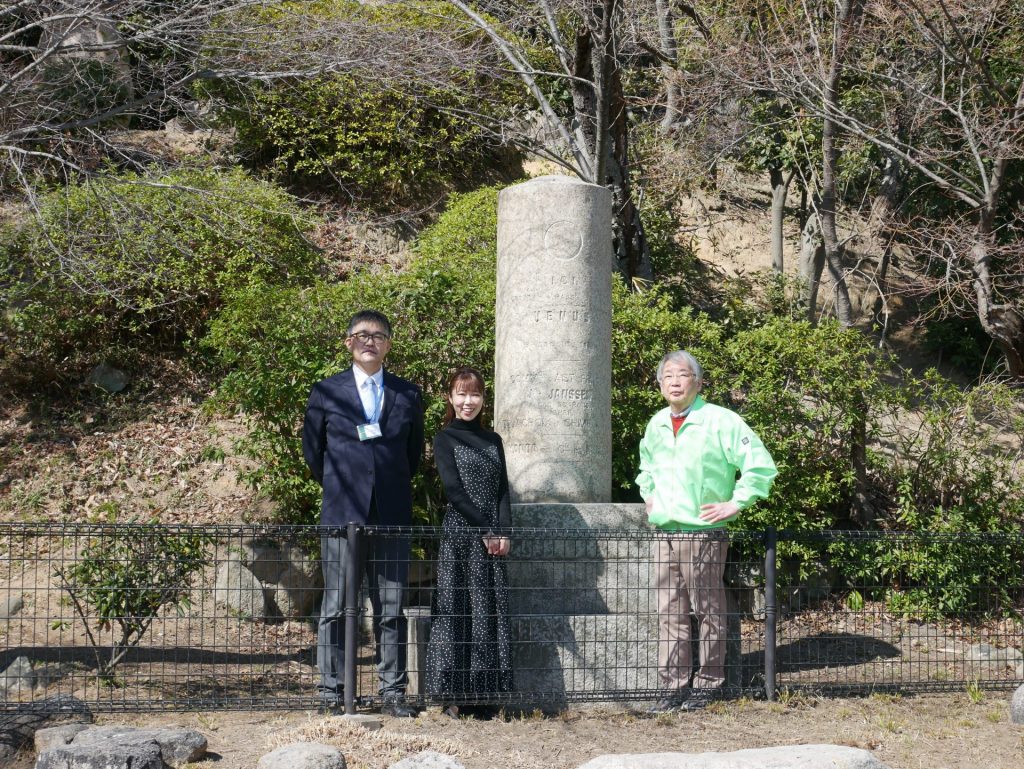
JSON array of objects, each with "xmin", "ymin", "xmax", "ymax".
[{"xmin": 495, "ymin": 176, "xmax": 613, "ymax": 502}]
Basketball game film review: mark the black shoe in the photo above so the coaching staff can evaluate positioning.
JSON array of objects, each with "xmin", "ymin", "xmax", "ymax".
[
  {"xmin": 462, "ymin": 704, "xmax": 496, "ymax": 721},
  {"xmin": 381, "ymin": 695, "xmax": 418, "ymax": 718},
  {"xmin": 646, "ymin": 691, "xmax": 687, "ymax": 714},
  {"xmin": 679, "ymin": 688, "xmax": 718, "ymax": 711}
]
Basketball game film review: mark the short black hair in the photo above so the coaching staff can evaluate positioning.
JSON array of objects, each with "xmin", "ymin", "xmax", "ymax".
[{"xmin": 346, "ymin": 310, "xmax": 392, "ymax": 338}]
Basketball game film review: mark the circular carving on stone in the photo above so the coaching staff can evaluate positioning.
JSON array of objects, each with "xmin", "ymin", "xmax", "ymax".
[{"xmin": 544, "ymin": 220, "xmax": 583, "ymax": 261}]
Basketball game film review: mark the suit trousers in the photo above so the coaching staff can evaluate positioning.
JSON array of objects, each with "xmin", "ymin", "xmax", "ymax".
[
  {"xmin": 317, "ymin": 518, "xmax": 410, "ymax": 699},
  {"xmin": 655, "ymin": 531, "xmax": 729, "ymax": 691}
]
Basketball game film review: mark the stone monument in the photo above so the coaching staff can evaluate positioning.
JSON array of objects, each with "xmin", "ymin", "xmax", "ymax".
[
  {"xmin": 495, "ymin": 175, "xmax": 613, "ymax": 503},
  {"xmin": 483, "ymin": 175, "xmax": 748, "ymax": 707}
]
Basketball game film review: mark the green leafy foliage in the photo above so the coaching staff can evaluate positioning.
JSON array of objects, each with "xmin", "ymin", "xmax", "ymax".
[
  {"xmin": 203, "ymin": 1, "xmax": 519, "ymax": 206},
  {"xmin": 0, "ymin": 167, "xmax": 320, "ymax": 387},
  {"xmin": 205, "ymin": 183, "xmax": 1024, "ymax": 615},
  {"xmin": 55, "ymin": 525, "xmax": 213, "ymax": 679},
  {"xmin": 828, "ymin": 376, "xmax": 1024, "ymax": 615},
  {"xmin": 205, "ymin": 186, "xmax": 502, "ymax": 524}
]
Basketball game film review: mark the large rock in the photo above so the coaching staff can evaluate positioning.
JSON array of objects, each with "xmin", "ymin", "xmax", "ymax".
[
  {"xmin": 1011, "ymin": 683, "xmax": 1024, "ymax": 724},
  {"xmin": 37, "ymin": 740, "xmax": 163, "ymax": 769},
  {"xmin": 86, "ymin": 363, "xmax": 129, "ymax": 394},
  {"xmin": 214, "ymin": 561, "xmax": 268, "ymax": 619},
  {"xmin": 37, "ymin": 725, "xmax": 207, "ymax": 769},
  {"xmin": 575, "ymin": 745, "xmax": 891, "ymax": 769},
  {"xmin": 270, "ymin": 563, "xmax": 321, "ymax": 619},
  {"xmin": 0, "ymin": 695, "xmax": 92, "ymax": 761},
  {"xmin": 967, "ymin": 643, "xmax": 1024, "ymax": 670},
  {"xmin": 389, "ymin": 751, "xmax": 465, "ymax": 769},
  {"xmin": 238, "ymin": 539, "xmax": 322, "ymax": 619},
  {"xmin": 1, "ymin": 655, "xmax": 36, "ymax": 694},
  {"xmin": 1, "ymin": 594, "xmax": 24, "ymax": 620},
  {"xmin": 34, "ymin": 723, "xmax": 91, "ymax": 753},
  {"xmin": 258, "ymin": 742, "xmax": 345, "ymax": 769}
]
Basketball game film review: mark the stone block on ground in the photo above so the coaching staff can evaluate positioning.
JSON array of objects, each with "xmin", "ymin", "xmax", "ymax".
[
  {"xmin": 258, "ymin": 742, "xmax": 346, "ymax": 769},
  {"xmin": 339, "ymin": 713, "xmax": 382, "ymax": 731},
  {"xmin": 1, "ymin": 595, "xmax": 24, "ymax": 620},
  {"xmin": 214, "ymin": 561, "xmax": 268, "ymax": 619},
  {"xmin": 389, "ymin": 750, "xmax": 465, "ymax": 769},
  {"xmin": 270, "ymin": 563, "xmax": 322, "ymax": 618},
  {"xmin": 575, "ymin": 744, "xmax": 891, "ymax": 768},
  {"xmin": 967, "ymin": 643, "xmax": 1024, "ymax": 670},
  {"xmin": 41, "ymin": 725, "xmax": 207, "ymax": 769},
  {"xmin": 1, "ymin": 655, "xmax": 36, "ymax": 694},
  {"xmin": 37, "ymin": 740, "xmax": 163, "ymax": 769},
  {"xmin": 86, "ymin": 363, "xmax": 129, "ymax": 393},
  {"xmin": 1011, "ymin": 683, "xmax": 1024, "ymax": 724},
  {"xmin": 512, "ymin": 614, "xmax": 659, "ymax": 698},
  {"xmin": 34, "ymin": 723, "xmax": 90, "ymax": 753}
]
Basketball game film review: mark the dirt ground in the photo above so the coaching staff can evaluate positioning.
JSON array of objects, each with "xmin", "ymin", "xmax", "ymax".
[{"xmin": 11, "ymin": 692, "xmax": 1023, "ymax": 769}]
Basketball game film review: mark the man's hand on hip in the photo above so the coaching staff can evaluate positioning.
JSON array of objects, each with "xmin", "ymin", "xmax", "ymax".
[{"xmin": 699, "ymin": 501, "xmax": 739, "ymax": 523}]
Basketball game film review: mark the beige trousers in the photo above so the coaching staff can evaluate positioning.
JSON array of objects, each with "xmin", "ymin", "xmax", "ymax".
[{"xmin": 655, "ymin": 532, "xmax": 728, "ymax": 691}]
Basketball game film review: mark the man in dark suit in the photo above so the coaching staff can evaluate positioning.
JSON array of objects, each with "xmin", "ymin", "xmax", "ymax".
[{"xmin": 303, "ymin": 309, "xmax": 424, "ymax": 717}]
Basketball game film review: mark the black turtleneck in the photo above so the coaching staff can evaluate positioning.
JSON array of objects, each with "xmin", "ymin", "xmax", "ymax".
[{"xmin": 433, "ymin": 417, "xmax": 512, "ymax": 532}]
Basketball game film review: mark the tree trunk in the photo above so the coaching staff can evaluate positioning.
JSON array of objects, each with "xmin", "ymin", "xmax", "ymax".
[
  {"xmin": 799, "ymin": 211, "xmax": 826, "ymax": 323},
  {"xmin": 572, "ymin": 5, "xmax": 652, "ymax": 285},
  {"xmin": 972, "ymin": 223, "xmax": 1024, "ymax": 378},
  {"xmin": 655, "ymin": 0, "xmax": 680, "ymax": 134},
  {"xmin": 818, "ymin": 0, "xmax": 862, "ymax": 327},
  {"xmin": 769, "ymin": 166, "xmax": 793, "ymax": 273},
  {"xmin": 863, "ymin": 150, "xmax": 901, "ymax": 344}
]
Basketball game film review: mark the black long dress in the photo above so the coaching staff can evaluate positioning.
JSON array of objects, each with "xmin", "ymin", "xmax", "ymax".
[{"xmin": 426, "ymin": 416, "xmax": 514, "ymax": 699}]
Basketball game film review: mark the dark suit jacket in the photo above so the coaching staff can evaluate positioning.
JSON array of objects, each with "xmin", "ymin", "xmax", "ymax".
[{"xmin": 302, "ymin": 368, "xmax": 424, "ymax": 527}]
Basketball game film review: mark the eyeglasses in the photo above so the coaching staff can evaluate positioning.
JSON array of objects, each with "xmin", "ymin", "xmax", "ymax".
[
  {"xmin": 661, "ymin": 372, "xmax": 696, "ymax": 381},
  {"xmin": 349, "ymin": 331, "xmax": 390, "ymax": 344}
]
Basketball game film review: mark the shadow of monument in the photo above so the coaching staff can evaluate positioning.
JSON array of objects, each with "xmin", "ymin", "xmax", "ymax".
[{"xmin": 507, "ymin": 503, "xmax": 657, "ymax": 710}]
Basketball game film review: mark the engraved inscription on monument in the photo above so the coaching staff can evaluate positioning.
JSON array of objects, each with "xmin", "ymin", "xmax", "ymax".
[{"xmin": 495, "ymin": 176, "xmax": 613, "ymax": 503}]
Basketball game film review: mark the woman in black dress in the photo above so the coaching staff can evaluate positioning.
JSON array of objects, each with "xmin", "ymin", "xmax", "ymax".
[{"xmin": 426, "ymin": 367, "xmax": 513, "ymax": 718}]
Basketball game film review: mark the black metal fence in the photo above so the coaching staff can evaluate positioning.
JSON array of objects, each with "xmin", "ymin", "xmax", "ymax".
[{"xmin": 0, "ymin": 523, "xmax": 1021, "ymax": 713}]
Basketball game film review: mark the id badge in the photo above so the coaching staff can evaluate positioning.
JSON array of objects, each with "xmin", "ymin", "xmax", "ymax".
[{"xmin": 357, "ymin": 423, "xmax": 382, "ymax": 441}]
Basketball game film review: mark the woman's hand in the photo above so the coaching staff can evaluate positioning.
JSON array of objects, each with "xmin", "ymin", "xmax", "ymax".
[{"xmin": 482, "ymin": 535, "xmax": 511, "ymax": 557}]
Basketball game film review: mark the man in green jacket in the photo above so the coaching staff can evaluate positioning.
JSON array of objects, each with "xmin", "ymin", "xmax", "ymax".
[{"xmin": 637, "ymin": 350, "xmax": 777, "ymax": 713}]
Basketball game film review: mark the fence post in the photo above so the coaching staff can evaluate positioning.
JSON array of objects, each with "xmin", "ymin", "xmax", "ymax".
[
  {"xmin": 764, "ymin": 526, "xmax": 777, "ymax": 701},
  {"xmin": 343, "ymin": 523, "xmax": 361, "ymax": 715}
]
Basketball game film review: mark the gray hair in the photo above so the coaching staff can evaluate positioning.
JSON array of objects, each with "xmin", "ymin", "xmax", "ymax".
[{"xmin": 656, "ymin": 350, "xmax": 704, "ymax": 383}]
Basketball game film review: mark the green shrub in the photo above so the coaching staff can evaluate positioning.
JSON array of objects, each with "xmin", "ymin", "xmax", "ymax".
[
  {"xmin": 206, "ymin": 181, "xmax": 1024, "ymax": 615},
  {"xmin": 204, "ymin": 1, "xmax": 520, "ymax": 206},
  {"xmin": 54, "ymin": 524, "xmax": 213, "ymax": 680},
  {"xmin": 829, "ymin": 376, "xmax": 1024, "ymax": 615},
  {"xmin": 0, "ymin": 167, "xmax": 320, "ymax": 386},
  {"xmin": 205, "ymin": 188, "xmax": 503, "ymax": 524},
  {"xmin": 610, "ymin": 283, "xmax": 726, "ymax": 497}
]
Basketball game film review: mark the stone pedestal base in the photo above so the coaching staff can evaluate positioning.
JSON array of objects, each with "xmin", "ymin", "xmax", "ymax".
[{"xmin": 508, "ymin": 504, "xmax": 754, "ymax": 706}]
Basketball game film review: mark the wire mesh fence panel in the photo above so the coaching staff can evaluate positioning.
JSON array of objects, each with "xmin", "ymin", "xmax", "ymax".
[
  {"xmin": 772, "ymin": 531, "xmax": 1024, "ymax": 694},
  {"xmin": 2, "ymin": 523, "xmax": 1022, "ymax": 712},
  {"xmin": 356, "ymin": 526, "xmax": 769, "ymax": 710},
  {"xmin": 0, "ymin": 524, "xmax": 322, "ymax": 711}
]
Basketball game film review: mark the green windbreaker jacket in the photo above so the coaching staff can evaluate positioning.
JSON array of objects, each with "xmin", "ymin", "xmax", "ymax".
[{"xmin": 636, "ymin": 396, "xmax": 778, "ymax": 531}]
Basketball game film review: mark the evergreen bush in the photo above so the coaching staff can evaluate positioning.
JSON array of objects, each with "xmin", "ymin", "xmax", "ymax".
[
  {"xmin": 206, "ymin": 182, "xmax": 1024, "ymax": 614},
  {"xmin": 0, "ymin": 167, "xmax": 320, "ymax": 386},
  {"xmin": 204, "ymin": 1, "xmax": 519, "ymax": 206}
]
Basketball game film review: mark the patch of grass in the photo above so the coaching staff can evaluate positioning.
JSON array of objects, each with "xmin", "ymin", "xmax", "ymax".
[
  {"xmin": 869, "ymin": 692, "xmax": 902, "ymax": 705},
  {"xmin": 776, "ymin": 687, "xmax": 813, "ymax": 708},
  {"xmin": 966, "ymin": 679, "xmax": 984, "ymax": 705},
  {"xmin": 877, "ymin": 716, "xmax": 904, "ymax": 733}
]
